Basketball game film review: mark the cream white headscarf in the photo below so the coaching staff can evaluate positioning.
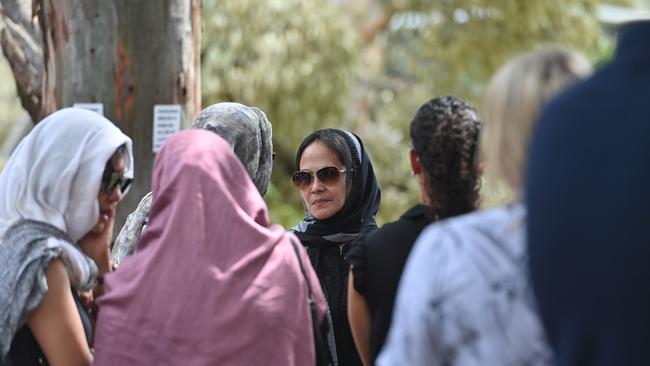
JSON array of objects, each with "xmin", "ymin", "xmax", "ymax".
[{"xmin": 0, "ymin": 108, "xmax": 134, "ymax": 242}]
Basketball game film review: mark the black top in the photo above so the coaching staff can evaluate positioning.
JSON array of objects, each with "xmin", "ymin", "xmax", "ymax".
[
  {"xmin": 346, "ymin": 204, "xmax": 431, "ymax": 363},
  {"xmin": 3, "ymin": 289, "xmax": 92, "ymax": 366},
  {"xmin": 526, "ymin": 21, "xmax": 650, "ymax": 366},
  {"xmin": 305, "ymin": 242, "xmax": 364, "ymax": 366}
]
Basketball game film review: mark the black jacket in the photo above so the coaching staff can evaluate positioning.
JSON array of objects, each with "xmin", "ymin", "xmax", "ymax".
[{"xmin": 527, "ymin": 20, "xmax": 650, "ymax": 366}]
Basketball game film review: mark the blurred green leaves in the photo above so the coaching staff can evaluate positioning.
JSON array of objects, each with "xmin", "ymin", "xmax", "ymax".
[
  {"xmin": 201, "ymin": 0, "xmax": 608, "ymax": 228},
  {"xmin": 201, "ymin": 0, "xmax": 359, "ymax": 226},
  {"xmin": 0, "ymin": 1, "xmax": 612, "ymax": 227},
  {"xmin": 368, "ymin": 0, "xmax": 605, "ymax": 215}
]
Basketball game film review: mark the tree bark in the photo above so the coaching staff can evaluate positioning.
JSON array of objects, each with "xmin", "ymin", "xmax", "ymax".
[
  {"xmin": 0, "ymin": 0, "xmax": 44, "ymax": 121},
  {"xmin": 2, "ymin": 0, "xmax": 201, "ymax": 232}
]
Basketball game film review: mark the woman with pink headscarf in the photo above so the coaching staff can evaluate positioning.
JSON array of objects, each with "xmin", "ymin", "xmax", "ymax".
[{"xmin": 93, "ymin": 129, "xmax": 327, "ymax": 365}]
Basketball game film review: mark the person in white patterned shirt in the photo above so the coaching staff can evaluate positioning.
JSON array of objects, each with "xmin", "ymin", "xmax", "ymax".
[{"xmin": 377, "ymin": 46, "xmax": 591, "ymax": 366}]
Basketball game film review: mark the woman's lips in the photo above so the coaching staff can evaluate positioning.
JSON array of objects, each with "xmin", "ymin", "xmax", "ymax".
[{"xmin": 312, "ymin": 199, "xmax": 330, "ymax": 206}]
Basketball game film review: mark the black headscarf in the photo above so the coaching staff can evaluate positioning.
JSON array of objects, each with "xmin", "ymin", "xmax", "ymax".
[
  {"xmin": 291, "ymin": 129, "xmax": 380, "ymax": 366},
  {"xmin": 292, "ymin": 129, "xmax": 381, "ymax": 247}
]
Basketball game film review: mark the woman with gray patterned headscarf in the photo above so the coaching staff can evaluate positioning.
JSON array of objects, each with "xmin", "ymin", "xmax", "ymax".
[{"xmin": 111, "ymin": 102, "xmax": 273, "ymax": 263}]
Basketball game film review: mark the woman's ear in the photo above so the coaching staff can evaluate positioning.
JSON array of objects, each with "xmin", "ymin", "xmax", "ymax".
[
  {"xmin": 410, "ymin": 149, "xmax": 422, "ymax": 176},
  {"xmin": 476, "ymin": 161, "xmax": 486, "ymax": 175}
]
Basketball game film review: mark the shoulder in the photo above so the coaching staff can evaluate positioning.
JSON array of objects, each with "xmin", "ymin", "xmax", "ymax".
[
  {"xmin": 45, "ymin": 258, "xmax": 71, "ymax": 286},
  {"xmin": 415, "ymin": 204, "xmax": 525, "ymax": 255},
  {"xmin": 388, "ymin": 204, "xmax": 551, "ymax": 366},
  {"xmin": 348, "ymin": 206, "xmax": 424, "ymax": 269},
  {"xmin": 403, "ymin": 204, "xmax": 527, "ymax": 288},
  {"xmin": 533, "ymin": 60, "xmax": 621, "ymax": 141},
  {"xmin": 363, "ymin": 205, "xmax": 428, "ymax": 245}
]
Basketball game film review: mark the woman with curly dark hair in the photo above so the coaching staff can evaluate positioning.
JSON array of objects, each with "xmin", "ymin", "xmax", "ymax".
[
  {"xmin": 346, "ymin": 96, "xmax": 482, "ymax": 365},
  {"xmin": 378, "ymin": 46, "xmax": 590, "ymax": 366}
]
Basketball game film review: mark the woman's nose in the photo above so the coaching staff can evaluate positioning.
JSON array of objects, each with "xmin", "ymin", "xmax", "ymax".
[{"xmin": 310, "ymin": 176, "xmax": 326, "ymax": 193}]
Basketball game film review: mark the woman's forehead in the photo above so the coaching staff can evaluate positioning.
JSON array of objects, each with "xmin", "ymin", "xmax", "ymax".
[{"xmin": 299, "ymin": 141, "xmax": 344, "ymax": 168}]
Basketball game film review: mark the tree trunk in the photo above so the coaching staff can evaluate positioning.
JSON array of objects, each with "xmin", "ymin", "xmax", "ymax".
[
  {"xmin": 1, "ymin": 0, "xmax": 201, "ymax": 233},
  {"xmin": 0, "ymin": 0, "xmax": 44, "ymax": 121}
]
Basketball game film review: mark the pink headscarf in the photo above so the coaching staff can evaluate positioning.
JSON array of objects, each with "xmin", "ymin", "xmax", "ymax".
[{"xmin": 94, "ymin": 130, "xmax": 325, "ymax": 366}]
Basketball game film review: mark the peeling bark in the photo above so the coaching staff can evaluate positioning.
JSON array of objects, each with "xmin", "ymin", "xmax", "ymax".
[
  {"xmin": 1, "ymin": 0, "xmax": 201, "ymax": 231},
  {"xmin": 0, "ymin": 0, "xmax": 44, "ymax": 121},
  {"xmin": 109, "ymin": 0, "xmax": 201, "ymax": 228}
]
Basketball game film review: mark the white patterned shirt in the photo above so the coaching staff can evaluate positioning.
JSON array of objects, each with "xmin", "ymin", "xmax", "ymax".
[{"xmin": 377, "ymin": 203, "xmax": 553, "ymax": 366}]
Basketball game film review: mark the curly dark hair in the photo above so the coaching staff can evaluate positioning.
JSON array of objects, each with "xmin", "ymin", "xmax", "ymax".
[{"xmin": 411, "ymin": 96, "xmax": 482, "ymax": 220}]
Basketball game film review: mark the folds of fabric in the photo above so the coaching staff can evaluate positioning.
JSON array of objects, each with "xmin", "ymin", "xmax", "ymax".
[
  {"xmin": 0, "ymin": 108, "xmax": 133, "ymax": 242},
  {"xmin": 0, "ymin": 220, "xmax": 98, "ymax": 358},
  {"xmin": 0, "ymin": 108, "xmax": 132, "ymax": 358},
  {"xmin": 112, "ymin": 102, "xmax": 273, "ymax": 264},
  {"xmin": 292, "ymin": 129, "xmax": 381, "ymax": 366},
  {"xmin": 95, "ymin": 130, "xmax": 325, "ymax": 366}
]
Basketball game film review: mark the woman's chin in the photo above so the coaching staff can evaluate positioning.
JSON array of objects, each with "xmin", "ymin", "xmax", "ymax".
[{"xmin": 311, "ymin": 209, "xmax": 336, "ymax": 221}]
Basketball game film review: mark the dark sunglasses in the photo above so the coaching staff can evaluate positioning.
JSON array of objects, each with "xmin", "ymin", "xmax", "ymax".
[
  {"xmin": 101, "ymin": 169, "xmax": 132, "ymax": 194},
  {"xmin": 291, "ymin": 166, "xmax": 349, "ymax": 190}
]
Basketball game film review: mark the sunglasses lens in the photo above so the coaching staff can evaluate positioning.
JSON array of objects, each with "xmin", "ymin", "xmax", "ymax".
[
  {"xmin": 292, "ymin": 171, "xmax": 312, "ymax": 189},
  {"xmin": 102, "ymin": 173, "xmax": 132, "ymax": 194},
  {"xmin": 120, "ymin": 178, "xmax": 133, "ymax": 193},
  {"xmin": 317, "ymin": 167, "xmax": 341, "ymax": 185},
  {"xmin": 103, "ymin": 174, "xmax": 118, "ymax": 193},
  {"xmin": 292, "ymin": 167, "xmax": 345, "ymax": 189}
]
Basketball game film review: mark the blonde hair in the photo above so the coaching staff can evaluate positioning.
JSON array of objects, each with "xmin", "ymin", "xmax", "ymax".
[{"xmin": 482, "ymin": 46, "xmax": 592, "ymax": 192}]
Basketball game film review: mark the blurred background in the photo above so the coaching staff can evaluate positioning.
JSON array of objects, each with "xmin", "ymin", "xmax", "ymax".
[{"xmin": 1, "ymin": 0, "xmax": 649, "ymax": 229}]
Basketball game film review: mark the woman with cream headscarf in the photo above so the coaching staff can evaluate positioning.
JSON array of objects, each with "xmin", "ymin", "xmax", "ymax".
[
  {"xmin": 111, "ymin": 102, "xmax": 273, "ymax": 263},
  {"xmin": 0, "ymin": 108, "xmax": 134, "ymax": 365},
  {"xmin": 94, "ymin": 129, "xmax": 326, "ymax": 365}
]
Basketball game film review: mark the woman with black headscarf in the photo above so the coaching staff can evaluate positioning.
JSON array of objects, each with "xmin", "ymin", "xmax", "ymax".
[{"xmin": 291, "ymin": 128, "xmax": 381, "ymax": 366}]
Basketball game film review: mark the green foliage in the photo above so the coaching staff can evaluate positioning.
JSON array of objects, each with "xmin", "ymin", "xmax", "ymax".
[
  {"xmin": 201, "ymin": 0, "xmax": 359, "ymax": 227},
  {"xmin": 0, "ymin": 0, "xmax": 623, "ymax": 227},
  {"xmin": 359, "ymin": 0, "xmax": 606, "ymax": 219},
  {"xmin": 602, "ymin": 0, "xmax": 640, "ymax": 6},
  {"xmin": 423, "ymin": 0, "xmax": 600, "ymax": 95},
  {"xmin": 201, "ymin": 0, "xmax": 609, "ymax": 227}
]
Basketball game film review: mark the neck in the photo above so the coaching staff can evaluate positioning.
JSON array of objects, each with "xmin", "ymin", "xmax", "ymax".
[{"xmin": 418, "ymin": 179, "xmax": 431, "ymax": 205}]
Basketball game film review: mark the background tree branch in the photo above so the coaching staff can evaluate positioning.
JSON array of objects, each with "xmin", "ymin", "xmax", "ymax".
[{"xmin": 0, "ymin": 0, "xmax": 43, "ymax": 121}]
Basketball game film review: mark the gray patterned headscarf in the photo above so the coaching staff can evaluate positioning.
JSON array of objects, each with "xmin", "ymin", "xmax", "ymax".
[
  {"xmin": 112, "ymin": 102, "xmax": 273, "ymax": 263},
  {"xmin": 0, "ymin": 220, "xmax": 98, "ymax": 358},
  {"xmin": 192, "ymin": 102, "xmax": 273, "ymax": 195}
]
